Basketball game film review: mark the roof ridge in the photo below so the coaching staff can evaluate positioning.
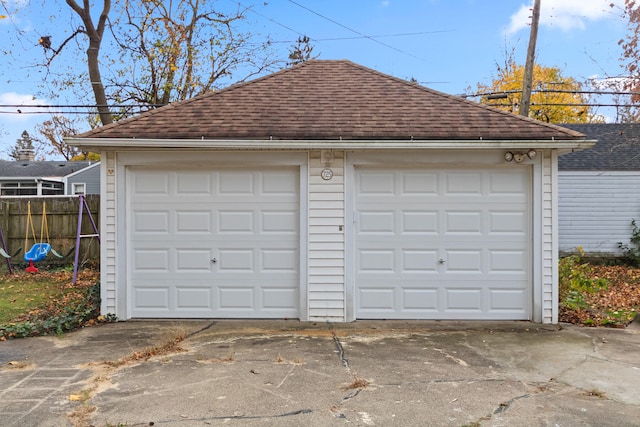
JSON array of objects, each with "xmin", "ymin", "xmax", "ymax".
[{"xmin": 74, "ymin": 60, "xmax": 588, "ymax": 141}]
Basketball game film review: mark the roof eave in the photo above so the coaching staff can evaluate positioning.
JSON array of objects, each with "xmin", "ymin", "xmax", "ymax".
[
  {"xmin": 67, "ymin": 137, "xmax": 595, "ymax": 151},
  {"xmin": 0, "ymin": 176, "xmax": 64, "ymax": 181}
]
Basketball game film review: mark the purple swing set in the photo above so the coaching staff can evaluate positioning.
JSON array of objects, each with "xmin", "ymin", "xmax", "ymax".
[{"xmin": 0, "ymin": 196, "xmax": 99, "ymax": 278}]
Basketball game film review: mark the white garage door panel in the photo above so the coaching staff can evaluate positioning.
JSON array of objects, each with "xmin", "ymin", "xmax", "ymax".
[
  {"xmin": 129, "ymin": 168, "xmax": 299, "ymax": 318},
  {"xmin": 355, "ymin": 168, "xmax": 530, "ymax": 320}
]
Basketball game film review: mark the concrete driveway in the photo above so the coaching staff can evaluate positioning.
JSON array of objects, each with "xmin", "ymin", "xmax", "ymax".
[{"xmin": 1, "ymin": 320, "xmax": 640, "ymax": 427}]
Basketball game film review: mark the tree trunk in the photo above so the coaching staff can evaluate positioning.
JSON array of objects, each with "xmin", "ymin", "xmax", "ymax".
[
  {"xmin": 66, "ymin": 0, "xmax": 113, "ymax": 125},
  {"xmin": 87, "ymin": 37, "xmax": 113, "ymax": 125}
]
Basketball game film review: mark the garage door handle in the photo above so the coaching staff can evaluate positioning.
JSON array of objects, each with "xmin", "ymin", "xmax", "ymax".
[
  {"xmin": 211, "ymin": 258, "xmax": 217, "ymax": 264},
  {"xmin": 438, "ymin": 259, "xmax": 445, "ymax": 264}
]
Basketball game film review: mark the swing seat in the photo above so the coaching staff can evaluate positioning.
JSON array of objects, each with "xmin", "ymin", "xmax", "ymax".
[
  {"xmin": 0, "ymin": 246, "xmax": 21, "ymax": 259},
  {"xmin": 50, "ymin": 247, "xmax": 64, "ymax": 259},
  {"xmin": 24, "ymin": 243, "xmax": 51, "ymax": 262}
]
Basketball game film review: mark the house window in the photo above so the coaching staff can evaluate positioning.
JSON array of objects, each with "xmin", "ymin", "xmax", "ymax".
[
  {"xmin": 0, "ymin": 181, "xmax": 37, "ymax": 196},
  {"xmin": 72, "ymin": 183, "xmax": 86, "ymax": 195},
  {"xmin": 41, "ymin": 182, "xmax": 64, "ymax": 195}
]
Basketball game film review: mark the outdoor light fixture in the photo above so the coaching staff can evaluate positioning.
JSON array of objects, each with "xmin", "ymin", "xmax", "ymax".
[{"xmin": 504, "ymin": 149, "xmax": 537, "ymax": 163}]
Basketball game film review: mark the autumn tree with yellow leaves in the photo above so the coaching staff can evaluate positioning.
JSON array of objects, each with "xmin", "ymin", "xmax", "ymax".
[{"xmin": 474, "ymin": 60, "xmax": 604, "ymax": 124}]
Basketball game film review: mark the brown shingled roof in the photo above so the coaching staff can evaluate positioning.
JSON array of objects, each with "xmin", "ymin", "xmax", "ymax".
[{"xmin": 79, "ymin": 60, "xmax": 585, "ymax": 141}]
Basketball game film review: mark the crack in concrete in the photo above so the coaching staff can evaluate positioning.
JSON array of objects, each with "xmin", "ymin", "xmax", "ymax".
[
  {"xmin": 468, "ymin": 383, "xmax": 550, "ymax": 425},
  {"xmin": 550, "ymin": 352, "xmax": 640, "ymax": 406},
  {"xmin": 184, "ymin": 321, "xmax": 217, "ymax": 339},
  {"xmin": 137, "ymin": 408, "xmax": 314, "ymax": 425},
  {"xmin": 332, "ymin": 332, "xmax": 349, "ymax": 369},
  {"xmin": 342, "ymin": 388, "xmax": 362, "ymax": 401},
  {"xmin": 326, "ymin": 322, "xmax": 372, "ymax": 422},
  {"xmin": 378, "ymin": 377, "xmax": 509, "ymax": 386},
  {"xmin": 492, "ymin": 392, "xmax": 531, "ymax": 414},
  {"xmin": 327, "ymin": 322, "xmax": 350, "ymax": 369},
  {"xmin": 329, "ymin": 389, "xmax": 364, "ymax": 421}
]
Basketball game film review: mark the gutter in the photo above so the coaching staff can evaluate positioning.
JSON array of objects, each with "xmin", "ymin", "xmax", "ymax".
[{"xmin": 67, "ymin": 137, "xmax": 596, "ymax": 151}]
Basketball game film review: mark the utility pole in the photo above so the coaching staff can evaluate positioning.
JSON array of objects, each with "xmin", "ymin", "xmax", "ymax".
[{"xmin": 520, "ymin": 0, "xmax": 541, "ymax": 117}]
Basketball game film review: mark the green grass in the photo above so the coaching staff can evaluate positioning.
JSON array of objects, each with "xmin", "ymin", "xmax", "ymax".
[
  {"xmin": 0, "ymin": 267, "xmax": 102, "ymax": 339},
  {"xmin": 0, "ymin": 269, "xmax": 79, "ymax": 324}
]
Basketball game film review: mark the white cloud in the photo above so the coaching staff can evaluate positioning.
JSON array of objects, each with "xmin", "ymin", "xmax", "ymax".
[
  {"xmin": 0, "ymin": 0, "xmax": 32, "ymax": 29},
  {"xmin": 0, "ymin": 92, "xmax": 45, "ymax": 122},
  {"xmin": 506, "ymin": 0, "xmax": 625, "ymax": 34}
]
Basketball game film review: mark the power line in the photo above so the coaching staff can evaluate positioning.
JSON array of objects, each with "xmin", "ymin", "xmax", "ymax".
[
  {"xmin": 490, "ymin": 103, "xmax": 637, "ymax": 108},
  {"xmin": 240, "ymin": 1, "xmax": 306, "ymax": 38},
  {"xmin": 3, "ymin": 104, "xmax": 640, "ymax": 116},
  {"xmin": 0, "ymin": 110, "xmax": 102, "ymax": 115},
  {"xmin": 0, "ymin": 104, "xmax": 162, "ymax": 108},
  {"xmin": 463, "ymin": 89, "xmax": 640, "ymax": 98},
  {"xmin": 1, "ymin": 90, "xmax": 639, "ymax": 116},
  {"xmin": 285, "ymin": 0, "xmax": 424, "ymax": 61},
  {"xmin": 268, "ymin": 30, "xmax": 454, "ymax": 44}
]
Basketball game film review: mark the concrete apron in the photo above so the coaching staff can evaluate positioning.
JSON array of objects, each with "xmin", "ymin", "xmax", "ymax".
[{"xmin": 1, "ymin": 320, "xmax": 640, "ymax": 427}]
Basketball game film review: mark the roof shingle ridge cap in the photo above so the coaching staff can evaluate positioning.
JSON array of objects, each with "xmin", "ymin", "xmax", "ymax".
[
  {"xmin": 202, "ymin": 59, "xmax": 352, "ymax": 96},
  {"xmin": 204, "ymin": 60, "xmax": 323, "ymax": 94}
]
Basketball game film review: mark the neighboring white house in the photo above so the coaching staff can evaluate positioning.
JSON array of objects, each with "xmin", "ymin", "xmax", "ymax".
[
  {"xmin": 69, "ymin": 60, "xmax": 591, "ymax": 324},
  {"xmin": 559, "ymin": 123, "xmax": 640, "ymax": 257}
]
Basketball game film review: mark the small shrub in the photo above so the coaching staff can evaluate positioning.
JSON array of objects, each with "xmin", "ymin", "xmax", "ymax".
[
  {"xmin": 618, "ymin": 219, "xmax": 640, "ymax": 267},
  {"xmin": 559, "ymin": 247, "xmax": 609, "ymax": 313},
  {"xmin": 559, "ymin": 248, "xmax": 609, "ymax": 300},
  {"xmin": 562, "ymin": 290, "xmax": 589, "ymax": 311}
]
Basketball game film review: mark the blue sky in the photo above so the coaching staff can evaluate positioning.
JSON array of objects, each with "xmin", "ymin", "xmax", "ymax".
[{"xmin": 0, "ymin": 0, "xmax": 630, "ymax": 159}]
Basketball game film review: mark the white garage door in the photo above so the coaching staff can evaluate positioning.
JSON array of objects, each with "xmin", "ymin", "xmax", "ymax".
[
  {"xmin": 355, "ymin": 167, "xmax": 531, "ymax": 320},
  {"xmin": 128, "ymin": 167, "xmax": 299, "ymax": 318}
]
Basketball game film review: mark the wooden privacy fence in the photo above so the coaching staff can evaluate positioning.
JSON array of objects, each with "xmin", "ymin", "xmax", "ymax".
[{"xmin": 0, "ymin": 195, "xmax": 100, "ymax": 265}]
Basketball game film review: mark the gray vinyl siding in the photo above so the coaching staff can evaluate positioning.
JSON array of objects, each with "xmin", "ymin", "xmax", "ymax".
[
  {"xmin": 65, "ymin": 163, "xmax": 100, "ymax": 195},
  {"xmin": 559, "ymin": 171, "xmax": 640, "ymax": 256}
]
